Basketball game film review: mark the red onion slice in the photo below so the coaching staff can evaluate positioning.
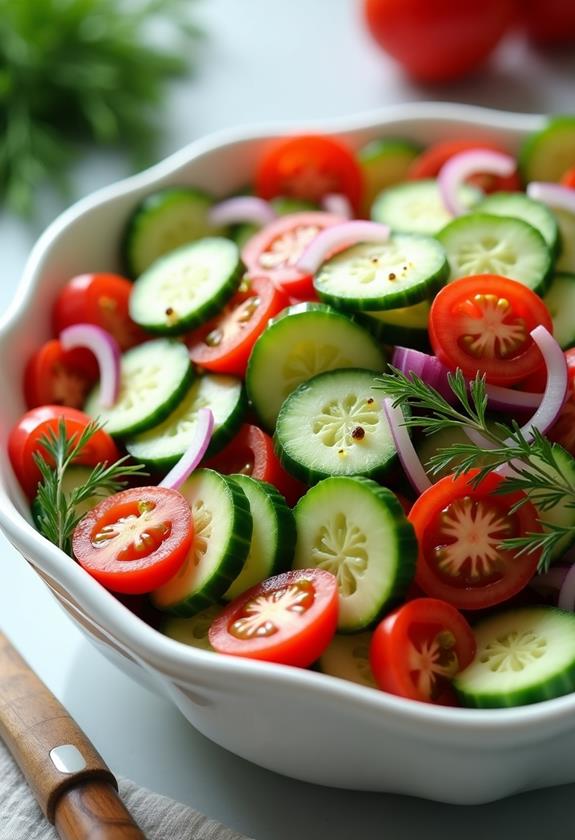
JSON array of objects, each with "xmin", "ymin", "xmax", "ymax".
[
  {"xmin": 484, "ymin": 384, "xmax": 543, "ymax": 412},
  {"xmin": 559, "ymin": 563, "xmax": 575, "ymax": 612},
  {"xmin": 159, "ymin": 408, "xmax": 214, "ymax": 491},
  {"xmin": 531, "ymin": 565, "xmax": 570, "ymax": 597},
  {"xmin": 527, "ymin": 182, "xmax": 575, "ymax": 215},
  {"xmin": 60, "ymin": 323, "xmax": 121, "ymax": 409},
  {"xmin": 438, "ymin": 149, "xmax": 517, "ymax": 216},
  {"xmin": 392, "ymin": 347, "xmax": 455, "ymax": 403},
  {"xmin": 296, "ymin": 220, "xmax": 390, "ymax": 275},
  {"xmin": 382, "ymin": 397, "xmax": 432, "ymax": 495},
  {"xmin": 209, "ymin": 197, "xmax": 277, "ymax": 227},
  {"xmin": 321, "ymin": 193, "xmax": 353, "ymax": 219}
]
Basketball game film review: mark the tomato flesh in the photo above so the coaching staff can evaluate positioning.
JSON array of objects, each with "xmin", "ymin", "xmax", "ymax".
[
  {"xmin": 8, "ymin": 406, "xmax": 121, "ymax": 499},
  {"xmin": 561, "ymin": 166, "xmax": 575, "ymax": 189},
  {"xmin": 187, "ymin": 276, "xmax": 288, "ymax": 376},
  {"xmin": 370, "ymin": 598, "xmax": 476, "ymax": 704},
  {"xmin": 242, "ymin": 211, "xmax": 341, "ymax": 299},
  {"xmin": 429, "ymin": 274, "xmax": 553, "ymax": 385},
  {"xmin": 255, "ymin": 135, "xmax": 363, "ymax": 214},
  {"xmin": 204, "ymin": 424, "xmax": 305, "ymax": 506},
  {"xmin": 72, "ymin": 486, "xmax": 194, "ymax": 594},
  {"xmin": 24, "ymin": 339, "xmax": 98, "ymax": 409},
  {"xmin": 208, "ymin": 568, "xmax": 338, "ymax": 667},
  {"xmin": 408, "ymin": 139, "xmax": 521, "ymax": 192},
  {"xmin": 409, "ymin": 471, "xmax": 541, "ymax": 610},
  {"xmin": 53, "ymin": 273, "xmax": 147, "ymax": 351}
]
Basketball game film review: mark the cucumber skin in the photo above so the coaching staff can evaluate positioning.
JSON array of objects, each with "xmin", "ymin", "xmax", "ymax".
[
  {"xmin": 294, "ymin": 477, "xmax": 417, "ymax": 632},
  {"xmin": 121, "ymin": 187, "xmax": 215, "ymax": 279},
  {"xmin": 454, "ymin": 607, "xmax": 575, "ymax": 708},
  {"xmin": 519, "ymin": 116, "xmax": 575, "ymax": 186},
  {"xmin": 125, "ymin": 385, "xmax": 247, "ymax": 471},
  {"xmin": 224, "ymin": 476, "xmax": 297, "ymax": 600},
  {"xmin": 273, "ymin": 368, "xmax": 397, "ymax": 486},
  {"xmin": 355, "ymin": 311, "xmax": 431, "ymax": 352},
  {"xmin": 153, "ymin": 471, "xmax": 253, "ymax": 617},
  {"xmin": 130, "ymin": 240, "xmax": 246, "ymax": 337},
  {"xmin": 543, "ymin": 273, "xmax": 575, "ymax": 350}
]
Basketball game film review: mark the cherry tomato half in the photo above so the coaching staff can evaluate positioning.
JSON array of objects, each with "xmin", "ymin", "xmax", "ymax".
[
  {"xmin": 429, "ymin": 275, "xmax": 553, "ymax": 385},
  {"xmin": 370, "ymin": 598, "xmax": 476, "ymax": 704},
  {"xmin": 408, "ymin": 139, "xmax": 521, "ymax": 192},
  {"xmin": 53, "ymin": 273, "xmax": 147, "ymax": 351},
  {"xmin": 204, "ymin": 424, "xmax": 305, "ymax": 506},
  {"xmin": 546, "ymin": 348, "xmax": 575, "ymax": 454},
  {"xmin": 208, "ymin": 568, "xmax": 338, "ymax": 667},
  {"xmin": 24, "ymin": 339, "xmax": 98, "ymax": 409},
  {"xmin": 242, "ymin": 211, "xmax": 341, "ymax": 300},
  {"xmin": 72, "ymin": 486, "xmax": 193, "ymax": 594},
  {"xmin": 409, "ymin": 471, "xmax": 541, "ymax": 610},
  {"xmin": 363, "ymin": 0, "xmax": 518, "ymax": 83},
  {"xmin": 255, "ymin": 135, "xmax": 363, "ymax": 215},
  {"xmin": 187, "ymin": 276, "xmax": 289, "ymax": 376},
  {"xmin": 8, "ymin": 406, "xmax": 121, "ymax": 499},
  {"xmin": 561, "ymin": 166, "xmax": 575, "ymax": 189}
]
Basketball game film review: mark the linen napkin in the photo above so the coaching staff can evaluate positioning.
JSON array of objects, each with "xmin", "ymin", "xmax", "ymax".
[{"xmin": 0, "ymin": 740, "xmax": 252, "ymax": 840}]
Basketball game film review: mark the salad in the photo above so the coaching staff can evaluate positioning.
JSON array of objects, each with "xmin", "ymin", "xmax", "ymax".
[{"xmin": 8, "ymin": 118, "xmax": 575, "ymax": 710}]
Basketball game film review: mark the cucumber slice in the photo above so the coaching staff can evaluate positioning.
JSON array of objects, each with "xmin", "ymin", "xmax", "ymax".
[
  {"xmin": 519, "ymin": 116, "xmax": 575, "ymax": 184},
  {"xmin": 246, "ymin": 303, "xmax": 385, "ymax": 431},
  {"xmin": 454, "ymin": 607, "xmax": 575, "ymax": 708},
  {"xmin": 152, "ymin": 469, "xmax": 252, "ymax": 616},
  {"xmin": 129, "ymin": 238, "xmax": 244, "ymax": 336},
  {"xmin": 357, "ymin": 298, "xmax": 431, "ymax": 350},
  {"xmin": 371, "ymin": 179, "xmax": 481, "ymax": 236},
  {"xmin": 223, "ymin": 475, "xmax": 296, "ymax": 601},
  {"xmin": 125, "ymin": 372, "xmax": 244, "ymax": 469},
  {"xmin": 293, "ymin": 476, "xmax": 417, "ymax": 631},
  {"xmin": 161, "ymin": 604, "xmax": 222, "ymax": 651},
  {"xmin": 275, "ymin": 368, "xmax": 396, "ymax": 484},
  {"xmin": 416, "ymin": 424, "xmax": 500, "ymax": 481},
  {"xmin": 314, "ymin": 234, "xmax": 448, "ymax": 311},
  {"xmin": 556, "ymin": 209, "xmax": 575, "ymax": 274},
  {"xmin": 84, "ymin": 339, "xmax": 193, "ymax": 437},
  {"xmin": 122, "ymin": 187, "xmax": 217, "ymax": 278},
  {"xmin": 543, "ymin": 273, "xmax": 575, "ymax": 349},
  {"xmin": 476, "ymin": 192, "xmax": 560, "ymax": 255},
  {"xmin": 359, "ymin": 138, "xmax": 421, "ymax": 212},
  {"xmin": 438, "ymin": 213, "xmax": 553, "ymax": 294},
  {"xmin": 318, "ymin": 632, "xmax": 378, "ymax": 688}
]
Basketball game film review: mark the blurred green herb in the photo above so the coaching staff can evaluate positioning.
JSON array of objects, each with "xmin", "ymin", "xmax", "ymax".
[{"xmin": 0, "ymin": 0, "xmax": 202, "ymax": 215}]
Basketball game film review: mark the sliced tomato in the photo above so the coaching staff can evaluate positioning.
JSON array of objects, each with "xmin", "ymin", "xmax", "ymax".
[
  {"xmin": 255, "ymin": 135, "xmax": 363, "ymax": 214},
  {"xmin": 208, "ymin": 568, "xmax": 338, "ymax": 666},
  {"xmin": 187, "ymin": 276, "xmax": 288, "ymax": 376},
  {"xmin": 429, "ymin": 274, "xmax": 553, "ymax": 385},
  {"xmin": 370, "ymin": 598, "xmax": 476, "ymax": 704},
  {"xmin": 546, "ymin": 348, "xmax": 575, "ymax": 454},
  {"xmin": 24, "ymin": 339, "xmax": 99, "ymax": 410},
  {"xmin": 72, "ymin": 486, "xmax": 193, "ymax": 594},
  {"xmin": 561, "ymin": 166, "xmax": 575, "ymax": 189},
  {"xmin": 53, "ymin": 273, "xmax": 147, "ymax": 351},
  {"xmin": 409, "ymin": 470, "xmax": 541, "ymax": 610},
  {"xmin": 408, "ymin": 139, "xmax": 521, "ymax": 192},
  {"xmin": 242, "ymin": 211, "xmax": 341, "ymax": 299},
  {"xmin": 204, "ymin": 423, "xmax": 305, "ymax": 506},
  {"xmin": 8, "ymin": 406, "xmax": 121, "ymax": 499}
]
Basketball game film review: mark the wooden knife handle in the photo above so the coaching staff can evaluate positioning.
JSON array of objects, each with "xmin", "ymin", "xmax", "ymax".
[{"xmin": 0, "ymin": 631, "xmax": 145, "ymax": 839}]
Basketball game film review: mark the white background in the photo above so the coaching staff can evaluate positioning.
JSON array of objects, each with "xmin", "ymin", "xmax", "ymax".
[{"xmin": 0, "ymin": 1, "xmax": 574, "ymax": 837}]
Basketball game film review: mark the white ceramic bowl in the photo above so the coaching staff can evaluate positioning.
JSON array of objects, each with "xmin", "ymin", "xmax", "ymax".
[{"xmin": 3, "ymin": 103, "xmax": 573, "ymax": 805}]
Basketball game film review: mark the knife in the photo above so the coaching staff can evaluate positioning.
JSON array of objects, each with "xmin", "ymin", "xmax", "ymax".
[{"xmin": 0, "ymin": 630, "xmax": 145, "ymax": 839}]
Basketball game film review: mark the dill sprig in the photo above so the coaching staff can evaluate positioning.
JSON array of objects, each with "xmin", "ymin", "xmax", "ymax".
[
  {"xmin": 375, "ymin": 367, "xmax": 575, "ymax": 572},
  {"xmin": 0, "ymin": 0, "xmax": 202, "ymax": 215},
  {"xmin": 33, "ymin": 418, "xmax": 147, "ymax": 555}
]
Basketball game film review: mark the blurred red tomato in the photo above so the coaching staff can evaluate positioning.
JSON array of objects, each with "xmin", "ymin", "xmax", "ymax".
[
  {"xmin": 363, "ymin": 0, "xmax": 518, "ymax": 82},
  {"xmin": 522, "ymin": 0, "xmax": 575, "ymax": 43}
]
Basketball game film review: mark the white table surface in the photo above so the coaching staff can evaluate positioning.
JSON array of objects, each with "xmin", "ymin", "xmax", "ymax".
[{"xmin": 1, "ymin": 2, "xmax": 574, "ymax": 837}]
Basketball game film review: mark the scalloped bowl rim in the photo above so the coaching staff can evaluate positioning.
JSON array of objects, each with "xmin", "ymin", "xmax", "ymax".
[{"xmin": 2, "ymin": 101, "xmax": 571, "ymax": 746}]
